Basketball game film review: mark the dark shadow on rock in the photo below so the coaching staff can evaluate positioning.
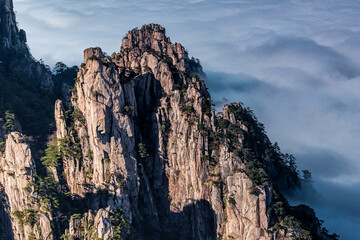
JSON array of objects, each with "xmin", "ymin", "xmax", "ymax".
[
  {"xmin": 161, "ymin": 200, "xmax": 217, "ymax": 240},
  {"xmin": 0, "ymin": 187, "xmax": 14, "ymax": 240},
  {"xmin": 133, "ymin": 72, "xmax": 170, "ymax": 238},
  {"xmin": 132, "ymin": 72, "xmax": 218, "ymax": 240}
]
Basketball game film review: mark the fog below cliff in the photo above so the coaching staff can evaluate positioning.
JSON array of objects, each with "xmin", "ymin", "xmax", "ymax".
[
  {"xmin": 206, "ymin": 71, "xmax": 360, "ymax": 240},
  {"xmin": 13, "ymin": 0, "xmax": 360, "ymax": 238}
]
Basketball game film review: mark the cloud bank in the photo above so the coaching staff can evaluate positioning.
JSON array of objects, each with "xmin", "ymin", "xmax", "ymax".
[{"xmin": 13, "ymin": 0, "xmax": 360, "ymax": 238}]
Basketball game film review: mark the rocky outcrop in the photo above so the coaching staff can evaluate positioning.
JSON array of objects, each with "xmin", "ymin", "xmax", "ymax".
[
  {"xmin": 55, "ymin": 100, "xmax": 67, "ymax": 140},
  {"xmin": 0, "ymin": 132, "xmax": 54, "ymax": 240},
  {"xmin": 0, "ymin": 1, "xmax": 338, "ymax": 238},
  {"xmin": 49, "ymin": 24, "xmax": 334, "ymax": 240},
  {"xmin": 64, "ymin": 208, "xmax": 113, "ymax": 240}
]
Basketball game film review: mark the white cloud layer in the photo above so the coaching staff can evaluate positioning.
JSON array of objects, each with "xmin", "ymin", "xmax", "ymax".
[{"xmin": 13, "ymin": 0, "xmax": 360, "ymax": 238}]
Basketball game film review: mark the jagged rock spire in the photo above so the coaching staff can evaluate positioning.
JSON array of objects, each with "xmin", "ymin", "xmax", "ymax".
[{"xmin": 121, "ymin": 24, "xmax": 170, "ymax": 53}]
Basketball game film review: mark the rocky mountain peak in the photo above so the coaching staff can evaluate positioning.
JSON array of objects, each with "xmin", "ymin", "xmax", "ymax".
[
  {"xmin": 121, "ymin": 23, "xmax": 169, "ymax": 52},
  {"xmin": 83, "ymin": 46, "xmax": 105, "ymax": 61},
  {"xmin": 118, "ymin": 23, "xmax": 191, "ymax": 73},
  {"xmin": 0, "ymin": 4, "xmax": 339, "ymax": 237}
]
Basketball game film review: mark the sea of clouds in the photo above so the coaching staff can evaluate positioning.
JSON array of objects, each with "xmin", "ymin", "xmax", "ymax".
[{"xmin": 13, "ymin": 0, "xmax": 360, "ymax": 238}]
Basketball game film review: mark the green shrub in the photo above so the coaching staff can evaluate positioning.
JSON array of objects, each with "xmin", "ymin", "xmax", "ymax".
[
  {"xmin": 109, "ymin": 207, "xmax": 140, "ymax": 239},
  {"xmin": 145, "ymin": 48, "xmax": 157, "ymax": 55},
  {"xmin": 71, "ymin": 213, "xmax": 82, "ymax": 220},
  {"xmin": 88, "ymin": 55, "xmax": 98, "ymax": 61},
  {"xmin": 110, "ymin": 208, "xmax": 131, "ymax": 240},
  {"xmin": 159, "ymin": 125, "xmax": 166, "ymax": 133},
  {"xmin": 283, "ymin": 215, "xmax": 301, "ymax": 229},
  {"xmin": 23, "ymin": 184, "xmax": 31, "ymax": 192},
  {"xmin": 41, "ymin": 143, "xmax": 61, "ymax": 167},
  {"xmin": 100, "ymin": 61, "xmax": 110, "ymax": 67},
  {"xmin": 57, "ymin": 138, "xmax": 82, "ymax": 161},
  {"xmin": 0, "ymin": 142, "xmax": 5, "ymax": 152},
  {"xmin": 197, "ymin": 123, "xmax": 205, "ymax": 131},
  {"xmin": 201, "ymin": 155, "xmax": 209, "ymax": 161},
  {"xmin": 191, "ymin": 74, "xmax": 200, "ymax": 81},
  {"xmin": 228, "ymin": 197, "xmax": 236, "ymax": 205},
  {"xmin": 84, "ymin": 165, "xmax": 93, "ymax": 180},
  {"xmin": 71, "ymin": 109, "xmax": 86, "ymax": 124},
  {"xmin": 211, "ymin": 180, "xmax": 223, "ymax": 187},
  {"xmin": 245, "ymin": 161, "xmax": 269, "ymax": 186},
  {"xmin": 181, "ymin": 106, "xmax": 195, "ymax": 116},
  {"xmin": 2, "ymin": 110, "xmax": 15, "ymax": 131},
  {"xmin": 233, "ymin": 168, "xmax": 245, "ymax": 173},
  {"xmin": 12, "ymin": 210, "xmax": 24, "ymax": 223},
  {"xmin": 133, "ymin": 66, "xmax": 141, "ymax": 75},
  {"xmin": 144, "ymin": 65, "xmax": 151, "ymax": 72},
  {"xmin": 124, "ymin": 105, "xmax": 134, "ymax": 115},
  {"xmin": 87, "ymin": 149, "xmax": 93, "ymax": 160},
  {"xmin": 12, "ymin": 209, "xmax": 38, "ymax": 227},
  {"xmin": 116, "ymin": 55, "xmax": 122, "ymax": 61},
  {"xmin": 138, "ymin": 143, "xmax": 149, "ymax": 158},
  {"xmin": 69, "ymin": 85, "xmax": 77, "ymax": 94},
  {"xmin": 249, "ymin": 187, "xmax": 261, "ymax": 196},
  {"xmin": 24, "ymin": 209, "xmax": 38, "ymax": 226},
  {"xmin": 28, "ymin": 233, "xmax": 36, "ymax": 240},
  {"xmin": 60, "ymin": 234, "xmax": 73, "ymax": 240}
]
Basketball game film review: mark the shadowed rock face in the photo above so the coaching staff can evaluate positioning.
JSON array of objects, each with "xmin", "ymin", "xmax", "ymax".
[
  {"xmin": 0, "ymin": 185, "xmax": 13, "ymax": 240},
  {"xmin": 0, "ymin": 1, "xmax": 338, "ymax": 239},
  {"xmin": 0, "ymin": 0, "xmax": 53, "ymax": 91},
  {"xmin": 0, "ymin": 0, "xmax": 27, "ymax": 51},
  {"xmin": 0, "ymin": 0, "xmax": 57, "ymax": 150}
]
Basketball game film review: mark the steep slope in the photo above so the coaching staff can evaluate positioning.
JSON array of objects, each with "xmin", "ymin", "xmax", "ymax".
[
  {"xmin": 0, "ymin": 1, "xmax": 339, "ymax": 238},
  {"xmin": 42, "ymin": 24, "xmax": 336, "ymax": 240},
  {"xmin": 0, "ymin": 0, "xmax": 77, "ymax": 140},
  {"xmin": 0, "ymin": 0, "xmax": 53, "ymax": 90},
  {"xmin": 0, "ymin": 132, "xmax": 54, "ymax": 240},
  {"xmin": 0, "ymin": 0, "xmax": 77, "ymax": 239},
  {"xmin": 0, "ymin": 0, "xmax": 54, "ymax": 144}
]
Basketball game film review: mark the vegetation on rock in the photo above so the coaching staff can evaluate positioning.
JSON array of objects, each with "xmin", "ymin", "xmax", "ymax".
[{"xmin": 0, "ymin": 14, "xmax": 338, "ymax": 240}]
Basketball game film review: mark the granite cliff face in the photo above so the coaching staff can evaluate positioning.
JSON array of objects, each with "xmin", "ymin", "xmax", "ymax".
[
  {"xmin": 0, "ymin": 133, "xmax": 54, "ymax": 240},
  {"xmin": 0, "ymin": 1, "xmax": 339, "ymax": 239}
]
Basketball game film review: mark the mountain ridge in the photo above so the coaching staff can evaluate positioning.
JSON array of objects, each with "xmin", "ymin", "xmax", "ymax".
[{"xmin": 0, "ymin": 1, "xmax": 339, "ymax": 239}]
